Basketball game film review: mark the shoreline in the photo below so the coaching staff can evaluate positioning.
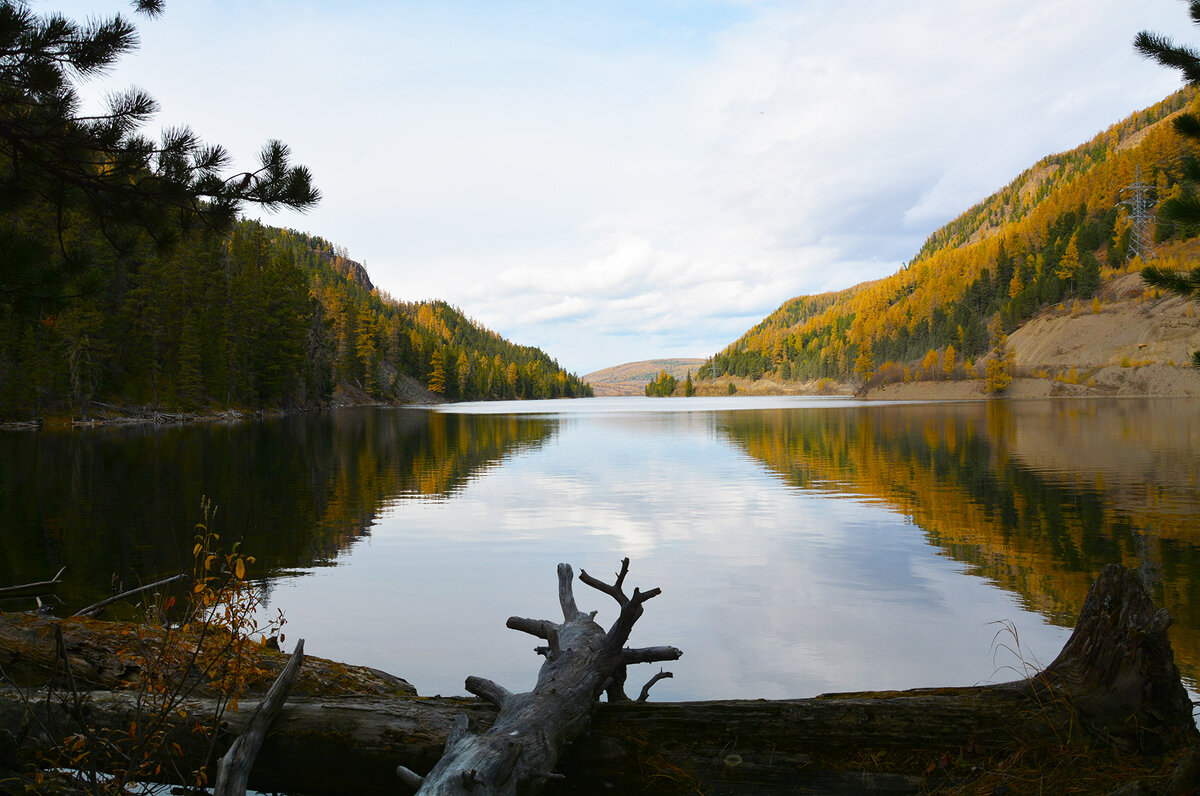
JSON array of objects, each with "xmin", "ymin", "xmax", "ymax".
[
  {"xmin": 688, "ymin": 362, "xmax": 1200, "ymax": 401},
  {"xmin": 4, "ymin": 365, "xmax": 1197, "ymax": 431},
  {"xmin": 0, "ymin": 377, "xmax": 445, "ymax": 431}
]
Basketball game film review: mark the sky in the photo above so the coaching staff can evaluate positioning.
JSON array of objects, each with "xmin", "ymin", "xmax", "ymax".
[{"xmin": 53, "ymin": 0, "xmax": 1198, "ymax": 375}]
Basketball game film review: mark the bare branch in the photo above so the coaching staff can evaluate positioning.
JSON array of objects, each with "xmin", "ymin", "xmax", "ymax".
[
  {"xmin": 557, "ymin": 562, "xmax": 582, "ymax": 621},
  {"xmin": 0, "ymin": 566, "xmax": 66, "ymax": 598},
  {"xmin": 606, "ymin": 584, "xmax": 664, "ymax": 648},
  {"xmin": 465, "ymin": 676, "xmax": 512, "ymax": 709},
  {"xmin": 579, "ymin": 556, "xmax": 632, "ymax": 607},
  {"xmin": 637, "ymin": 670, "xmax": 674, "ymax": 702},
  {"xmin": 506, "ymin": 616, "xmax": 556, "ymax": 640},
  {"xmin": 73, "ymin": 572, "xmax": 187, "ymax": 618},
  {"xmin": 622, "ymin": 646, "xmax": 684, "ymax": 666}
]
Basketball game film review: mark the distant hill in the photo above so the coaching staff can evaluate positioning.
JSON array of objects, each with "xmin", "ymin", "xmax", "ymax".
[
  {"xmin": 584, "ymin": 359, "xmax": 706, "ymax": 396},
  {"xmin": 702, "ymin": 86, "xmax": 1200, "ymax": 392}
]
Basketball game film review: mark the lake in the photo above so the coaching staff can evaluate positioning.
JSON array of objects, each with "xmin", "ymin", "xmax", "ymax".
[{"xmin": 1, "ymin": 396, "xmax": 1198, "ymax": 706}]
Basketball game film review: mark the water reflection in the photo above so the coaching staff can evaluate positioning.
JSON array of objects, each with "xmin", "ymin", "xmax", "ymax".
[
  {"xmin": 717, "ymin": 398, "xmax": 1200, "ymax": 682},
  {"xmin": 1, "ymin": 397, "xmax": 1197, "ymax": 702},
  {"xmin": 0, "ymin": 409, "xmax": 555, "ymax": 610}
]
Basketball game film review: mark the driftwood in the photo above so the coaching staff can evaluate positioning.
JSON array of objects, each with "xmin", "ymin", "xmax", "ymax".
[
  {"xmin": 214, "ymin": 639, "xmax": 305, "ymax": 796},
  {"xmin": 73, "ymin": 572, "xmax": 189, "ymax": 618},
  {"xmin": 0, "ymin": 567, "xmax": 65, "ymax": 600},
  {"xmin": 0, "ymin": 565, "xmax": 1196, "ymax": 795},
  {"xmin": 399, "ymin": 559, "xmax": 682, "ymax": 793}
]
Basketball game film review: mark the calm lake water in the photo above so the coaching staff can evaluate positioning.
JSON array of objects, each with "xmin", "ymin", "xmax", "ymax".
[{"xmin": 1, "ymin": 396, "xmax": 1198, "ymax": 705}]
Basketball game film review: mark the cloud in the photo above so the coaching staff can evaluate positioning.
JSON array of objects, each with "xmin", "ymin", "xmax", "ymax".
[{"xmin": 54, "ymin": 0, "xmax": 1197, "ymax": 373}]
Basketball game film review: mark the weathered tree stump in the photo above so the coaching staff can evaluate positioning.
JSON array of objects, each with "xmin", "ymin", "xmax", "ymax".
[{"xmin": 398, "ymin": 559, "xmax": 682, "ymax": 794}]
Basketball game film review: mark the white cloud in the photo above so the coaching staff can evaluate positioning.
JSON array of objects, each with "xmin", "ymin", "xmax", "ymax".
[{"xmin": 52, "ymin": 0, "xmax": 1197, "ymax": 373}]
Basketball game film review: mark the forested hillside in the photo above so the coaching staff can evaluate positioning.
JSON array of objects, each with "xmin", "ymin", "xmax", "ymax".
[
  {"xmin": 0, "ymin": 220, "xmax": 591, "ymax": 420},
  {"xmin": 0, "ymin": 1, "xmax": 588, "ymax": 421},
  {"xmin": 702, "ymin": 87, "xmax": 1200, "ymax": 386}
]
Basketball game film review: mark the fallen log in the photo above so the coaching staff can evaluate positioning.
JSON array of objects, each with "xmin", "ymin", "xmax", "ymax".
[
  {"xmin": 0, "ymin": 611, "xmax": 415, "ymax": 698},
  {"xmin": 0, "ymin": 565, "xmax": 1195, "ymax": 794}
]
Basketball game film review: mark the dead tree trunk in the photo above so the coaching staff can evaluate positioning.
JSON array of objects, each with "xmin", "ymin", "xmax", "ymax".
[
  {"xmin": 214, "ymin": 639, "xmax": 305, "ymax": 796},
  {"xmin": 398, "ymin": 559, "xmax": 682, "ymax": 794}
]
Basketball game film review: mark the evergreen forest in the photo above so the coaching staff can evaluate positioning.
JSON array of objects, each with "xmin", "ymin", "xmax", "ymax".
[{"xmin": 0, "ymin": 220, "xmax": 592, "ymax": 420}]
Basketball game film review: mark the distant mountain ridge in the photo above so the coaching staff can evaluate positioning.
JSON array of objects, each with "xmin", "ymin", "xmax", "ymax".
[{"xmin": 584, "ymin": 359, "xmax": 706, "ymax": 396}]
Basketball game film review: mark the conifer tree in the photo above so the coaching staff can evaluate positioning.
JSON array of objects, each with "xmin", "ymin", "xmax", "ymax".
[
  {"xmin": 1135, "ymin": 3, "xmax": 1200, "ymax": 365},
  {"xmin": 0, "ymin": 0, "xmax": 319, "ymax": 310},
  {"xmin": 1136, "ymin": 4, "xmax": 1200, "ymax": 228}
]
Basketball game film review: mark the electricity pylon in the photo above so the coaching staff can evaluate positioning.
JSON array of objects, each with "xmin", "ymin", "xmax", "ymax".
[{"xmin": 1118, "ymin": 166, "xmax": 1156, "ymax": 262}]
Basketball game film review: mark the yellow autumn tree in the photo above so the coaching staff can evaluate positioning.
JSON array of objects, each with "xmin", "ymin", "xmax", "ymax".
[
  {"xmin": 920, "ymin": 349, "xmax": 940, "ymax": 379},
  {"xmin": 428, "ymin": 349, "xmax": 447, "ymax": 394},
  {"xmin": 942, "ymin": 344, "xmax": 957, "ymax": 379}
]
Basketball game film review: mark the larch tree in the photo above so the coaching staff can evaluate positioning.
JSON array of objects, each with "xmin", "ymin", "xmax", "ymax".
[{"xmin": 428, "ymin": 349, "xmax": 447, "ymax": 395}]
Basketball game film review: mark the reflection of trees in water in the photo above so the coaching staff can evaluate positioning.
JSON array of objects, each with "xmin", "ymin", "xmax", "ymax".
[
  {"xmin": 717, "ymin": 400, "xmax": 1200, "ymax": 681},
  {"xmin": 0, "ymin": 409, "xmax": 556, "ymax": 609}
]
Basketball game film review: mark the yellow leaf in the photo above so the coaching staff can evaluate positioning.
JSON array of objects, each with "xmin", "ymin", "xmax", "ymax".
[
  {"xmin": 193, "ymin": 582, "xmax": 205, "ymax": 594},
  {"xmin": 205, "ymin": 554, "xmax": 217, "ymax": 571},
  {"xmin": 234, "ymin": 559, "xmax": 245, "ymax": 580},
  {"xmin": 193, "ymin": 542, "xmax": 203, "ymax": 557}
]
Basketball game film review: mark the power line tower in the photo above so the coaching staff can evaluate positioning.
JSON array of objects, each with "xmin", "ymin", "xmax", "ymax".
[{"xmin": 1118, "ymin": 166, "xmax": 1157, "ymax": 263}]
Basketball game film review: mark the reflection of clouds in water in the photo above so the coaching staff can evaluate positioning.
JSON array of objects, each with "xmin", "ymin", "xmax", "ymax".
[{"xmin": 268, "ymin": 407, "xmax": 1071, "ymax": 701}]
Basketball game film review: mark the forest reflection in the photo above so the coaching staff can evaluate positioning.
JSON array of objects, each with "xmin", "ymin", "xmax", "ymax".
[
  {"xmin": 716, "ymin": 398, "xmax": 1200, "ymax": 680},
  {"xmin": 0, "ymin": 408, "xmax": 555, "ymax": 610}
]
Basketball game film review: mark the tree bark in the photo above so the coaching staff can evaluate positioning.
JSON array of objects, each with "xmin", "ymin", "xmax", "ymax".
[{"xmin": 0, "ymin": 564, "xmax": 1194, "ymax": 795}]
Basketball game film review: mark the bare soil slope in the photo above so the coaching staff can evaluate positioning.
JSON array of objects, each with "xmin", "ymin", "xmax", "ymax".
[{"xmin": 868, "ymin": 268, "xmax": 1200, "ymax": 400}]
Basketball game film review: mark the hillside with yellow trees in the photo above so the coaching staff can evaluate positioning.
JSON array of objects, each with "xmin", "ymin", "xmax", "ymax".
[{"xmin": 700, "ymin": 87, "xmax": 1200, "ymax": 395}]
